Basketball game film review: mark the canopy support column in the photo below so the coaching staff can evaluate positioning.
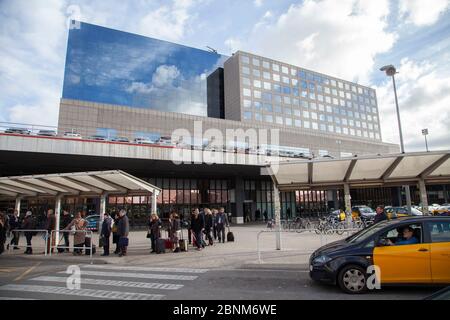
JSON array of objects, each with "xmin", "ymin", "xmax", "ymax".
[
  {"xmin": 418, "ymin": 179, "xmax": 429, "ymax": 216},
  {"xmin": 405, "ymin": 185, "xmax": 412, "ymax": 215},
  {"xmin": 55, "ymin": 194, "xmax": 63, "ymax": 246},
  {"xmin": 344, "ymin": 183, "xmax": 352, "ymax": 228},
  {"xmin": 273, "ymin": 183, "xmax": 282, "ymax": 250},
  {"xmin": 14, "ymin": 197, "xmax": 22, "ymax": 214},
  {"xmin": 98, "ymin": 192, "xmax": 108, "ymax": 241},
  {"xmin": 152, "ymin": 190, "xmax": 159, "ymax": 214}
]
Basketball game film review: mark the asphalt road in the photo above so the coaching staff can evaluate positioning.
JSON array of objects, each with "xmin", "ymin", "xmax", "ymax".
[{"xmin": 0, "ymin": 257, "xmax": 440, "ymax": 300}]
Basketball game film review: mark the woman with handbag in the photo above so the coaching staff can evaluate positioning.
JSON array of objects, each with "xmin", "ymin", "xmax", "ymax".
[
  {"xmin": 148, "ymin": 213, "xmax": 161, "ymax": 253},
  {"xmin": 169, "ymin": 211, "xmax": 181, "ymax": 253},
  {"xmin": 112, "ymin": 212, "xmax": 120, "ymax": 254},
  {"xmin": 64, "ymin": 212, "xmax": 86, "ymax": 255}
]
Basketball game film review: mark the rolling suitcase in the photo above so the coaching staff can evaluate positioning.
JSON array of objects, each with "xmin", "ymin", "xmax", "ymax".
[
  {"xmin": 227, "ymin": 227, "xmax": 235, "ymax": 242},
  {"xmin": 179, "ymin": 229, "xmax": 188, "ymax": 252}
]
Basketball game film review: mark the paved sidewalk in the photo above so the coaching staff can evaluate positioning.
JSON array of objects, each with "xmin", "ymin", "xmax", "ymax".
[{"xmin": 2, "ymin": 224, "xmax": 349, "ymax": 269}]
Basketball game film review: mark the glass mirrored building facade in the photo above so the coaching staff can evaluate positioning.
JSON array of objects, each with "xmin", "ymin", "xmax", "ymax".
[{"xmin": 63, "ymin": 22, "xmax": 227, "ymax": 117}]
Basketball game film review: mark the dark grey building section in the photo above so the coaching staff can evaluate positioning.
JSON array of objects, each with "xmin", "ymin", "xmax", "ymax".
[{"xmin": 207, "ymin": 68, "xmax": 225, "ymax": 119}]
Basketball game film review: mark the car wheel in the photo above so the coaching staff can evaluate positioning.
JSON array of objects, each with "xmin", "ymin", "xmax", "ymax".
[{"xmin": 337, "ymin": 264, "xmax": 367, "ymax": 294}]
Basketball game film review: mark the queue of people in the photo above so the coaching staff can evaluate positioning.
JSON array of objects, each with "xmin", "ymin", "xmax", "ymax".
[{"xmin": 0, "ymin": 206, "xmax": 233, "ymax": 257}]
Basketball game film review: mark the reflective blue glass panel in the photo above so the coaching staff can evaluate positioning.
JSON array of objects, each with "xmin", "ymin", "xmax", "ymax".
[{"xmin": 63, "ymin": 22, "xmax": 228, "ymax": 117}]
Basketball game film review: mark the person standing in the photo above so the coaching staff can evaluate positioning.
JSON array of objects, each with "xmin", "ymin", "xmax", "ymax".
[
  {"xmin": 0, "ymin": 212, "xmax": 7, "ymax": 255},
  {"xmin": 148, "ymin": 213, "xmax": 162, "ymax": 253},
  {"xmin": 374, "ymin": 205, "xmax": 388, "ymax": 224},
  {"xmin": 204, "ymin": 208, "xmax": 214, "ymax": 246},
  {"xmin": 263, "ymin": 210, "xmax": 268, "ymax": 223},
  {"xmin": 117, "ymin": 209, "xmax": 129, "ymax": 257},
  {"xmin": 21, "ymin": 211, "xmax": 34, "ymax": 254},
  {"xmin": 44, "ymin": 209, "xmax": 56, "ymax": 254},
  {"xmin": 60, "ymin": 210, "xmax": 72, "ymax": 252},
  {"xmin": 8, "ymin": 210, "xmax": 21, "ymax": 250},
  {"xmin": 215, "ymin": 207, "xmax": 229, "ymax": 243},
  {"xmin": 168, "ymin": 211, "xmax": 181, "ymax": 253},
  {"xmin": 255, "ymin": 208, "xmax": 261, "ymax": 222},
  {"xmin": 64, "ymin": 212, "xmax": 86, "ymax": 255},
  {"xmin": 188, "ymin": 208, "xmax": 197, "ymax": 245},
  {"xmin": 100, "ymin": 212, "xmax": 112, "ymax": 256},
  {"xmin": 212, "ymin": 209, "xmax": 218, "ymax": 240},
  {"xmin": 112, "ymin": 212, "xmax": 120, "ymax": 254},
  {"xmin": 190, "ymin": 209, "xmax": 204, "ymax": 250}
]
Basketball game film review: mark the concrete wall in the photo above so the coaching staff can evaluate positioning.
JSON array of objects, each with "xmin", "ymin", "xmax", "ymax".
[{"xmin": 58, "ymin": 99, "xmax": 399, "ymax": 157}]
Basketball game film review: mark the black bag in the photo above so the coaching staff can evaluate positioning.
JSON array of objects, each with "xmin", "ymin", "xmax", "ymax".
[
  {"xmin": 146, "ymin": 231, "xmax": 151, "ymax": 239},
  {"xmin": 84, "ymin": 237, "xmax": 96, "ymax": 255},
  {"xmin": 227, "ymin": 227, "xmax": 234, "ymax": 242},
  {"xmin": 156, "ymin": 238, "xmax": 166, "ymax": 254}
]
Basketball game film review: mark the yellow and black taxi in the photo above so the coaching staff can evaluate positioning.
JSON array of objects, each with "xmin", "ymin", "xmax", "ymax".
[{"xmin": 309, "ymin": 216, "xmax": 450, "ymax": 294}]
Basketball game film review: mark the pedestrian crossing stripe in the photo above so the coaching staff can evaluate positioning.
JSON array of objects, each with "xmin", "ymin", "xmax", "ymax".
[
  {"xmin": 58, "ymin": 270, "xmax": 198, "ymax": 281},
  {"xmin": 0, "ymin": 284, "xmax": 164, "ymax": 300},
  {"xmin": 81, "ymin": 264, "xmax": 209, "ymax": 274},
  {"xmin": 30, "ymin": 276, "xmax": 184, "ymax": 290}
]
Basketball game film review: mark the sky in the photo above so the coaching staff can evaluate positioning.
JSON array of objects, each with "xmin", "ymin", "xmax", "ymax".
[{"xmin": 1, "ymin": 0, "xmax": 449, "ymax": 152}]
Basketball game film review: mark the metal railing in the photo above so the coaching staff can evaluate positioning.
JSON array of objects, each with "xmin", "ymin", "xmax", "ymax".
[
  {"xmin": 49, "ymin": 230, "xmax": 94, "ymax": 262},
  {"xmin": 256, "ymin": 227, "xmax": 361, "ymax": 264},
  {"xmin": 6, "ymin": 229, "xmax": 49, "ymax": 256}
]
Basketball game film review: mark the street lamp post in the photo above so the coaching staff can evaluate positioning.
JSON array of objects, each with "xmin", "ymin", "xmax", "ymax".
[
  {"xmin": 422, "ymin": 129, "xmax": 429, "ymax": 152},
  {"xmin": 380, "ymin": 65, "xmax": 412, "ymax": 213},
  {"xmin": 336, "ymin": 140, "xmax": 342, "ymax": 159}
]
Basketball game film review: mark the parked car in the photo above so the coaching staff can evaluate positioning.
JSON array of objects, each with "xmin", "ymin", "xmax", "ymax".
[
  {"xmin": 37, "ymin": 129, "xmax": 57, "ymax": 137},
  {"xmin": 63, "ymin": 131, "xmax": 82, "ymax": 139},
  {"xmin": 110, "ymin": 136, "xmax": 130, "ymax": 143},
  {"xmin": 134, "ymin": 137, "xmax": 156, "ymax": 145},
  {"xmin": 352, "ymin": 206, "xmax": 376, "ymax": 219},
  {"xmin": 4, "ymin": 127, "xmax": 31, "ymax": 135},
  {"xmin": 309, "ymin": 216, "xmax": 450, "ymax": 294},
  {"xmin": 437, "ymin": 205, "xmax": 450, "ymax": 216},
  {"xmin": 158, "ymin": 136, "xmax": 176, "ymax": 147},
  {"xmin": 88, "ymin": 135, "xmax": 108, "ymax": 141},
  {"xmin": 85, "ymin": 214, "xmax": 100, "ymax": 231}
]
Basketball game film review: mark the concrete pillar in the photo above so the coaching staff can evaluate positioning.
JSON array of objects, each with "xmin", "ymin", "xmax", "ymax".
[
  {"xmin": 152, "ymin": 190, "xmax": 158, "ymax": 214},
  {"xmin": 232, "ymin": 177, "xmax": 245, "ymax": 224},
  {"xmin": 444, "ymin": 185, "xmax": 448, "ymax": 203},
  {"xmin": 14, "ymin": 197, "xmax": 22, "ymax": 214},
  {"xmin": 405, "ymin": 185, "xmax": 412, "ymax": 213},
  {"xmin": 333, "ymin": 190, "xmax": 339, "ymax": 210},
  {"xmin": 54, "ymin": 195, "xmax": 63, "ymax": 246},
  {"xmin": 273, "ymin": 183, "xmax": 282, "ymax": 250},
  {"xmin": 418, "ymin": 179, "xmax": 429, "ymax": 215},
  {"xmin": 98, "ymin": 193, "xmax": 108, "ymax": 241},
  {"xmin": 344, "ymin": 183, "xmax": 352, "ymax": 228}
]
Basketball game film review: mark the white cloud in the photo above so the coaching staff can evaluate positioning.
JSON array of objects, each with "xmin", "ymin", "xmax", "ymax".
[
  {"xmin": 138, "ymin": 0, "xmax": 201, "ymax": 41},
  {"xmin": 399, "ymin": 0, "xmax": 450, "ymax": 26},
  {"xmin": 224, "ymin": 37, "xmax": 242, "ymax": 53},
  {"xmin": 152, "ymin": 65, "xmax": 181, "ymax": 87},
  {"xmin": 234, "ymin": 0, "xmax": 397, "ymax": 84},
  {"xmin": 375, "ymin": 58, "xmax": 450, "ymax": 151},
  {"xmin": 254, "ymin": 0, "xmax": 264, "ymax": 8}
]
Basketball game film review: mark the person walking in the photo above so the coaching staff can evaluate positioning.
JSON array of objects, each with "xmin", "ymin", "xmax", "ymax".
[
  {"xmin": 168, "ymin": 211, "xmax": 181, "ymax": 253},
  {"xmin": 21, "ymin": 211, "xmax": 34, "ymax": 254},
  {"xmin": 44, "ymin": 209, "xmax": 56, "ymax": 254},
  {"xmin": 204, "ymin": 208, "xmax": 214, "ymax": 246},
  {"xmin": 263, "ymin": 210, "xmax": 268, "ymax": 223},
  {"xmin": 215, "ymin": 207, "xmax": 229, "ymax": 243},
  {"xmin": 60, "ymin": 210, "xmax": 72, "ymax": 252},
  {"xmin": 112, "ymin": 212, "xmax": 120, "ymax": 254},
  {"xmin": 190, "ymin": 209, "xmax": 204, "ymax": 250},
  {"xmin": 117, "ymin": 209, "xmax": 129, "ymax": 257},
  {"xmin": 8, "ymin": 210, "xmax": 21, "ymax": 250},
  {"xmin": 148, "ymin": 213, "xmax": 162, "ymax": 253},
  {"xmin": 64, "ymin": 212, "xmax": 87, "ymax": 255},
  {"xmin": 100, "ymin": 212, "xmax": 113, "ymax": 256},
  {"xmin": 188, "ymin": 208, "xmax": 197, "ymax": 245}
]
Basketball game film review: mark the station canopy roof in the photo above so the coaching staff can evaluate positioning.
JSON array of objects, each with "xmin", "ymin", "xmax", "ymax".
[
  {"xmin": 268, "ymin": 150, "xmax": 450, "ymax": 191},
  {"xmin": 0, "ymin": 170, "xmax": 161, "ymax": 198}
]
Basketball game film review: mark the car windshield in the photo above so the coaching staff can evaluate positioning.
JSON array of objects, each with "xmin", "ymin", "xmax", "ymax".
[
  {"xmin": 359, "ymin": 207, "xmax": 374, "ymax": 213},
  {"xmin": 346, "ymin": 221, "xmax": 389, "ymax": 243}
]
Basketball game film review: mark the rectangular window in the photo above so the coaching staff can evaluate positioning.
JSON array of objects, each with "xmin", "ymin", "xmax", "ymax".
[
  {"xmin": 241, "ymin": 55, "xmax": 250, "ymax": 64},
  {"xmin": 283, "ymin": 96, "xmax": 291, "ymax": 104},
  {"xmin": 276, "ymin": 116, "xmax": 283, "ymax": 124},
  {"xmin": 282, "ymin": 76, "xmax": 290, "ymax": 84},
  {"xmin": 243, "ymin": 99, "xmax": 251, "ymax": 108},
  {"xmin": 284, "ymin": 107, "xmax": 292, "ymax": 115},
  {"xmin": 295, "ymin": 119, "xmax": 302, "ymax": 127},
  {"xmin": 285, "ymin": 118, "xmax": 292, "ymax": 126},
  {"xmin": 262, "ymin": 92, "xmax": 272, "ymax": 101},
  {"xmin": 303, "ymin": 111, "xmax": 310, "ymax": 118},
  {"xmin": 252, "ymin": 58, "xmax": 260, "ymax": 66},
  {"xmin": 312, "ymin": 122, "xmax": 318, "ymax": 130},
  {"xmin": 263, "ymin": 71, "xmax": 271, "ymax": 80},
  {"xmin": 254, "ymin": 101, "xmax": 262, "ymax": 110},
  {"xmin": 273, "ymin": 74, "xmax": 280, "ymax": 82},
  {"xmin": 254, "ymin": 90, "xmax": 261, "ymax": 99},
  {"xmin": 272, "ymin": 64, "xmax": 280, "ymax": 72},
  {"xmin": 254, "ymin": 80, "xmax": 261, "ymax": 88},
  {"xmin": 263, "ymin": 61, "xmax": 270, "ymax": 69},
  {"xmin": 243, "ymin": 88, "xmax": 251, "ymax": 97},
  {"xmin": 242, "ymin": 66, "xmax": 250, "ymax": 75},
  {"xmin": 243, "ymin": 111, "xmax": 252, "ymax": 120},
  {"xmin": 264, "ymin": 115, "xmax": 273, "ymax": 123},
  {"xmin": 253, "ymin": 69, "xmax": 260, "ymax": 77},
  {"xmin": 264, "ymin": 103, "xmax": 273, "ymax": 112},
  {"xmin": 282, "ymin": 66, "xmax": 289, "ymax": 74},
  {"xmin": 283, "ymin": 86, "xmax": 291, "ymax": 95},
  {"xmin": 304, "ymin": 121, "xmax": 310, "ymax": 129},
  {"xmin": 263, "ymin": 82, "xmax": 271, "ymax": 90},
  {"xmin": 255, "ymin": 113, "xmax": 262, "ymax": 121}
]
